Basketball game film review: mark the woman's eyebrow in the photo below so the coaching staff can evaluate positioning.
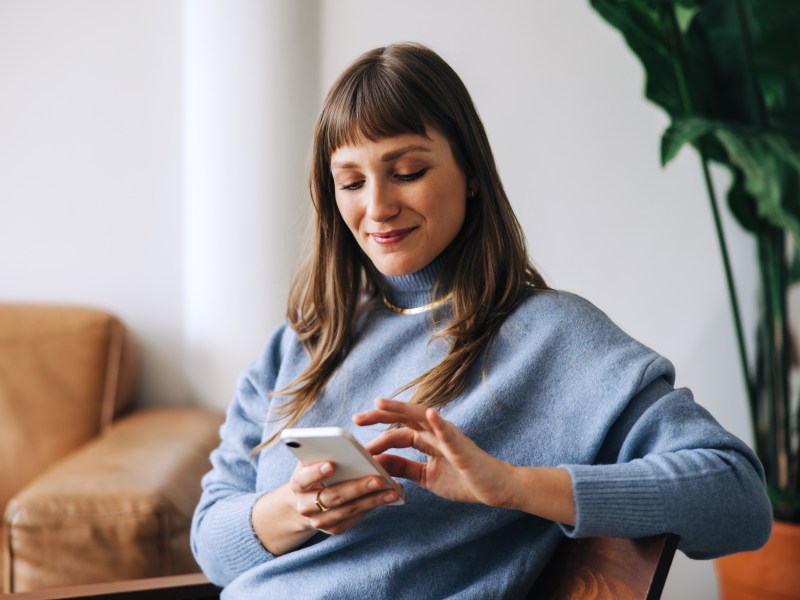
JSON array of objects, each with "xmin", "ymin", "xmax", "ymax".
[
  {"xmin": 331, "ymin": 145, "xmax": 432, "ymax": 170},
  {"xmin": 380, "ymin": 144, "xmax": 432, "ymax": 162}
]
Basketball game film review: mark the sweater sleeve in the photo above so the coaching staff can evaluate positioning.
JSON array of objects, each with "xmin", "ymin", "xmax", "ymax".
[
  {"xmin": 560, "ymin": 376, "xmax": 773, "ymax": 559},
  {"xmin": 190, "ymin": 326, "xmax": 288, "ymax": 586}
]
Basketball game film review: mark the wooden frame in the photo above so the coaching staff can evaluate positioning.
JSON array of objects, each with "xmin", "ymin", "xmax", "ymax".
[
  {"xmin": 5, "ymin": 534, "xmax": 678, "ymax": 600},
  {"xmin": 528, "ymin": 533, "xmax": 679, "ymax": 600}
]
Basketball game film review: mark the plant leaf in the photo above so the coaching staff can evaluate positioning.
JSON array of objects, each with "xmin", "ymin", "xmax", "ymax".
[
  {"xmin": 592, "ymin": 0, "xmax": 800, "ymax": 131},
  {"xmin": 659, "ymin": 116, "xmax": 800, "ymax": 247},
  {"xmin": 675, "ymin": 4, "xmax": 701, "ymax": 34},
  {"xmin": 660, "ymin": 117, "xmax": 713, "ymax": 165},
  {"xmin": 727, "ymin": 167, "xmax": 765, "ymax": 236},
  {"xmin": 590, "ymin": 0, "xmax": 685, "ymax": 118},
  {"xmin": 715, "ymin": 128, "xmax": 800, "ymax": 247}
]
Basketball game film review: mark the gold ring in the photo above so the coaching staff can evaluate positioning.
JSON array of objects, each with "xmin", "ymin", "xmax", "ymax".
[{"xmin": 315, "ymin": 489, "xmax": 330, "ymax": 512}]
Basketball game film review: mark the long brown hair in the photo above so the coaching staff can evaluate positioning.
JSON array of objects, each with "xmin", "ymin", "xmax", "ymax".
[{"xmin": 261, "ymin": 42, "xmax": 546, "ymax": 448}]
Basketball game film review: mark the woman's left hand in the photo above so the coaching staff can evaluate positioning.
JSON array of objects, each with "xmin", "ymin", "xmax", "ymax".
[{"xmin": 353, "ymin": 398, "xmax": 517, "ymax": 509}]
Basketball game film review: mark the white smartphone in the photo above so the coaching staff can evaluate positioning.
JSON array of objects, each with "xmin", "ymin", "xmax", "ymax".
[{"xmin": 280, "ymin": 427, "xmax": 405, "ymax": 505}]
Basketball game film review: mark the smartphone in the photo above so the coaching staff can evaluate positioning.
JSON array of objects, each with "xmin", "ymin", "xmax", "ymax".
[{"xmin": 280, "ymin": 427, "xmax": 405, "ymax": 505}]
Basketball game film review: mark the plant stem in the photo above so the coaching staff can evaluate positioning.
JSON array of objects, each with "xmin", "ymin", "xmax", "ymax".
[
  {"xmin": 658, "ymin": 2, "xmax": 755, "ymax": 408},
  {"xmin": 758, "ymin": 229, "xmax": 790, "ymax": 494},
  {"xmin": 700, "ymin": 155, "xmax": 756, "ymax": 418},
  {"xmin": 734, "ymin": 0, "xmax": 796, "ymax": 500},
  {"xmin": 660, "ymin": 5, "xmax": 693, "ymax": 114},
  {"xmin": 733, "ymin": 0, "xmax": 768, "ymax": 129}
]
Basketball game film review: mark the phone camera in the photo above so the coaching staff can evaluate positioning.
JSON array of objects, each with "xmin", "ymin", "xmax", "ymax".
[{"xmin": 286, "ymin": 440, "xmax": 301, "ymax": 448}]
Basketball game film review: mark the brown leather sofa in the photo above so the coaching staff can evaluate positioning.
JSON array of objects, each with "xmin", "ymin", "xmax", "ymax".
[{"xmin": 0, "ymin": 304, "xmax": 224, "ymax": 593}]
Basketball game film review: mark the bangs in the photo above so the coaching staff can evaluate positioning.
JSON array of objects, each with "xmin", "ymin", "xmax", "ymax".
[{"xmin": 320, "ymin": 62, "xmax": 433, "ymax": 154}]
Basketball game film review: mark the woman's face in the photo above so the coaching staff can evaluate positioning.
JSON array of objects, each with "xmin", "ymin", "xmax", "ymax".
[{"xmin": 330, "ymin": 128, "xmax": 468, "ymax": 277}]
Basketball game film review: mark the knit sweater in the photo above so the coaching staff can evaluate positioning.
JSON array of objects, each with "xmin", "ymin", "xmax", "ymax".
[{"xmin": 191, "ymin": 260, "xmax": 772, "ymax": 599}]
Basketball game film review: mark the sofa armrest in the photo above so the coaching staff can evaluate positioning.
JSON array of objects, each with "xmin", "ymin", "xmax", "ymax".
[
  {"xmin": 0, "ymin": 304, "xmax": 140, "ymax": 516},
  {"xmin": 3, "ymin": 407, "xmax": 223, "ymax": 593},
  {"xmin": 5, "ymin": 573, "xmax": 221, "ymax": 599}
]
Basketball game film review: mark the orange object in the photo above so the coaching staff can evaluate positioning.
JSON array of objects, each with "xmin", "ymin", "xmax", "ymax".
[{"xmin": 716, "ymin": 520, "xmax": 800, "ymax": 599}]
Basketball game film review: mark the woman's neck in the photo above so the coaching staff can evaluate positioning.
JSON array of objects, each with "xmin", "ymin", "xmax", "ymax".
[{"xmin": 379, "ymin": 256, "xmax": 448, "ymax": 311}]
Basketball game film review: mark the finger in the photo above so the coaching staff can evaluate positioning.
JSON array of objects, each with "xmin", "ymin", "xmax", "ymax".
[
  {"xmin": 374, "ymin": 453, "xmax": 426, "ymax": 485},
  {"xmin": 297, "ymin": 474, "xmax": 390, "ymax": 517},
  {"xmin": 365, "ymin": 428, "xmax": 442, "ymax": 458},
  {"xmin": 354, "ymin": 397, "xmax": 429, "ymax": 421},
  {"xmin": 375, "ymin": 398, "xmax": 430, "ymax": 421},
  {"xmin": 354, "ymin": 399, "xmax": 431, "ymax": 431},
  {"xmin": 426, "ymin": 408, "xmax": 481, "ymax": 469},
  {"xmin": 353, "ymin": 409, "xmax": 428, "ymax": 432},
  {"xmin": 363, "ymin": 428, "xmax": 415, "ymax": 454},
  {"xmin": 316, "ymin": 512, "xmax": 365, "ymax": 536},
  {"xmin": 306, "ymin": 488, "xmax": 402, "ymax": 535},
  {"xmin": 353, "ymin": 409, "xmax": 424, "ymax": 430},
  {"xmin": 289, "ymin": 461, "xmax": 335, "ymax": 492},
  {"xmin": 427, "ymin": 408, "xmax": 459, "ymax": 444}
]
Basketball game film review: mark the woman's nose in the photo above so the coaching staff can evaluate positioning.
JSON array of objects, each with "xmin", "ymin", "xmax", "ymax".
[{"xmin": 365, "ymin": 181, "xmax": 400, "ymax": 222}]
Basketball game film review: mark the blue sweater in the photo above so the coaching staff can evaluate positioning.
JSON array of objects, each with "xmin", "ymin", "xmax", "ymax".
[{"xmin": 191, "ymin": 261, "xmax": 772, "ymax": 599}]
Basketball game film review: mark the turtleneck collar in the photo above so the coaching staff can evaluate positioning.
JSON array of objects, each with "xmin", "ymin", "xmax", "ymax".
[{"xmin": 379, "ymin": 255, "xmax": 449, "ymax": 310}]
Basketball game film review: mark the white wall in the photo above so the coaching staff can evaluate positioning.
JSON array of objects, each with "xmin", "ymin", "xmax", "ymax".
[
  {"xmin": 1, "ymin": 1, "xmax": 759, "ymax": 597},
  {"xmin": 182, "ymin": 0, "xmax": 318, "ymax": 408},
  {"xmin": 0, "ymin": 0, "xmax": 318, "ymax": 408},
  {"xmin": 0, "ymin": 0, "xmax": 188, "ymax": 406}
]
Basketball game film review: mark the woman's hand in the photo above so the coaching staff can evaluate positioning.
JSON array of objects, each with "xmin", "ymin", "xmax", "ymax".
[
  {"xmin": 353, "ymin": 398, "xmax": 576, "ymax": 525},
  {"xmin": 252, "ymin": 459, "xmax": 401, "ymax": 555},
  {"xmin": 353, "ymin": 398, "xmax": 518, "ymax": 509},
  {"xmin": 288, "ymin": 460, "xmax": 401, "ymax": 534}
]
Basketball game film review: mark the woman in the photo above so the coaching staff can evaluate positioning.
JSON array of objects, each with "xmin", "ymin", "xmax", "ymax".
[{"xmin": 191, "ymin": 42, "xmax": 771, "ymax": 599}]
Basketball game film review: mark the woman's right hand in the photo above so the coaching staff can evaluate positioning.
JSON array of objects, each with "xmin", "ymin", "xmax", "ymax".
[
  {"xmin": 251, "ymin": 461, "xmax": 402, "ymax": 555},
  {"xmin": 289, "ymin": 460, "xmax": 402, "ymax": 534}
]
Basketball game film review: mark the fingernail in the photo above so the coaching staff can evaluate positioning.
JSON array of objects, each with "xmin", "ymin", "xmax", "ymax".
[
  {"xmin": 383, "ymin": 492, "xmax": 397, "ymax": 503},
  {"xmin": 368, "ymin": 478, "xmax": 380, "ymax": 490},
  {"xmin": 320, "ymin": 463, "xmax": 332, "ymax": 475}
]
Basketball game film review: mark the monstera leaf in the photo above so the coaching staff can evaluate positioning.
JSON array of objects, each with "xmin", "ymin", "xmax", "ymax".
[
  {"xmin": 591, "ymin": 0, "xmax": 800, "ymax": 222},
  {"xmin": 590, "ymin": 0, "xmax": 800, "ymax": 520},
  {"xmin": 661, "ymin": 118, "xmax": 800, "ymax": 245}
]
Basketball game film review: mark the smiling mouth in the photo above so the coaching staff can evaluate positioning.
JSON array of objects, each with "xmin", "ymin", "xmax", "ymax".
[{"xmin": 370, "ymin": 227, "xmax": 417, "ymax": 246}]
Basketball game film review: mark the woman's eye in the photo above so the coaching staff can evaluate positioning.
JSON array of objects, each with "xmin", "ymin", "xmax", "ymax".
[
  {"xmin": 338, "ymin": 181, "xmax": 364, "ymax": 191},
  {"xmin": 395, "ymin": 168, "xmax": 428, "ymax": 182}
]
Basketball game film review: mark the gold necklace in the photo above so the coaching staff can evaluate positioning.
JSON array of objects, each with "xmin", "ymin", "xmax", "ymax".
[{"xmin": 382, "ymin": 292, "xmax": 453, "ymax": 315}]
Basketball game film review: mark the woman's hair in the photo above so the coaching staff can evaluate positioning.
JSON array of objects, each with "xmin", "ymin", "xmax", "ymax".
[{"xmin": 260, "ymin": 42, "xmax": 547, "ymax": 448}]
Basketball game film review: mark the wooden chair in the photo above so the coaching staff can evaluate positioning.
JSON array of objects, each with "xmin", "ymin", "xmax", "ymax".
[
  {"xmin": 6, "ymin": 534, "xmax": 679, "ymax": 600},
  {"xmin": 528, "ymin": 533, "xmax": 679, "ymax": 599}
]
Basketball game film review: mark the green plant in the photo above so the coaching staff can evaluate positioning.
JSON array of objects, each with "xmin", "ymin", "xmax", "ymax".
[{"xmin": 589, "ymin": 0, "xmax": 800, "ymax": 522}]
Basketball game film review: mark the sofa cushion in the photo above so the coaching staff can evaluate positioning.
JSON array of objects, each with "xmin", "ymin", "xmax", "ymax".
[{"xmin": 4, "ymin": 407, "xmax": 223, "ymax": 592}]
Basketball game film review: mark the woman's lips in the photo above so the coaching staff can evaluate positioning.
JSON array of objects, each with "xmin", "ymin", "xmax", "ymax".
[{"xmin": 370, "ymin": 227, "xmax": 417, "ymax": 246}]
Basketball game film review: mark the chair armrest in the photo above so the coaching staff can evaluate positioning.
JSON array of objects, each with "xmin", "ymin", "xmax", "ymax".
[
  {"xmin": 4, "ymin": 408, "xmax": 223, "ymax": 593},
  {"xmin": 527, "ymin": 533, "xmax": 679, "ymax": 600}
]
